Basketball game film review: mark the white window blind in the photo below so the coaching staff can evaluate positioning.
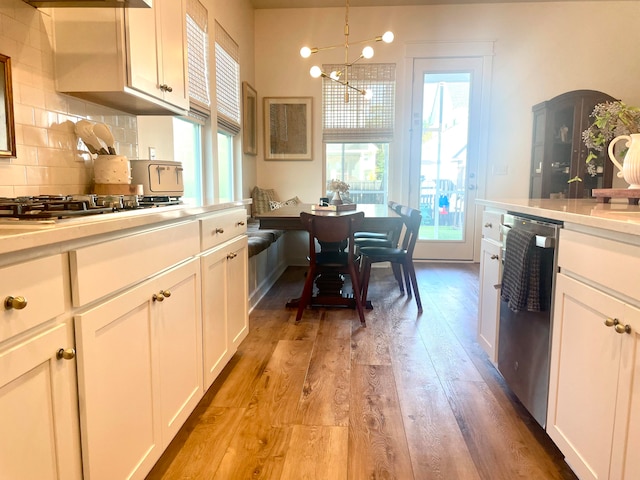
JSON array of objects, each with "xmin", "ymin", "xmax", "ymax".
[
  {"xmin": 215, "ymin": 22, "xmax": 241, "ymax": 135},
  {"xmin": 322, "ymin": 63, "xmax": 396, "ymax": 143},
  {"xmin": 186, "ymin": 0, "xmax": 210, "ymax": 121}
]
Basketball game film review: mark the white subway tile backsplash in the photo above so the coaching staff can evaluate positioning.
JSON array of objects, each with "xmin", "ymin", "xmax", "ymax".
[
  {"xmin": 0, "ymin": 0, "xmax": 138, "ymax": 196},
  {"xmin": 21, "ymin": 125, "xmax": 48, "ymax": 147}
]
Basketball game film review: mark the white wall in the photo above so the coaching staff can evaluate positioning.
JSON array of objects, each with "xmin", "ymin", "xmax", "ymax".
[{"xmin": 254, "ymin": 2, "xmax": 640, "ymax": 203}]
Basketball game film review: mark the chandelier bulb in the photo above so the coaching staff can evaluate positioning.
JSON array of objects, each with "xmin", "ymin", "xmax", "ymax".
[
  {"xmin": 382, "ymin": 31, "xmax": 394, "ymax": 44},
  {"xmin": 330, "ymin": 70, "xmax": 341, "ymax": 81},
  {"xmin": 362, "ymin": 46, "xmax": 374, "ymax": 59},
  {"xmin": 364, "ymin": 88, "xmax": 373, "ymax": 100},
  {"xmin": 300, "ymin": 46, "xmax": 312, "ymax": 58},
  {"xmin": 310, "ymin": 65, "xmax": 323, "ymax": 78}
]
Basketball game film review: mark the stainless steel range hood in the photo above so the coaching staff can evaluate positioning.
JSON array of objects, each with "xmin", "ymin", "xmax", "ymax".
[{"xmin": 24, "ymin": 0, "xmax": 150, "ymax": 7}]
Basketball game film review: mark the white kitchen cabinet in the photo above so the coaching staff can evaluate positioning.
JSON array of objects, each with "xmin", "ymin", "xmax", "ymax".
[
  {"xmin": 0, "ymin": 322, "xmax": 82, "ymax": 480},
  {"xmin": 477, "ymin": 209, "xmax": 504, "ymax": 365},
  {"xmin": 199, "ymin": 209, "xmax": 249, "ymax": 389},
  {"xmin": 0, "ymin": 253, "xmax": 82, "ymax": 480},
  {"xmin": 53, "ymin": 0, "xmax": 188, "ymax": 115},
  {"xmin": 547, "ymin": 228, "xmax": 640, "ymax": 480},
  {"xmin": 74, "ymin": 258, "xmax": 202, "ymax": 480}
]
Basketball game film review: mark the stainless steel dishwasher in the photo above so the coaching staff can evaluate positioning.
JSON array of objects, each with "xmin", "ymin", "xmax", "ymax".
[{"xmin": 498, "ymin": 213, "xmax": 562, "ymax": 428}]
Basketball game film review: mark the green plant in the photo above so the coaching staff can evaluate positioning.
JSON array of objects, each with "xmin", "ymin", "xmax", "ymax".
[{"xmin": 582, "ymin": 101, "xmax": 640, "ymax": 176}]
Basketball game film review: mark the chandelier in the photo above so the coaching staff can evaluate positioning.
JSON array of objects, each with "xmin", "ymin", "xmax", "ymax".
[{"xmin": 299, "ymin": 0, "xmax": 394, "ymax": 102}]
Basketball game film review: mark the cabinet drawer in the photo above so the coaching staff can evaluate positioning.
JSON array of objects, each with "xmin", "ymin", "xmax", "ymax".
[
  {"xmin": 481, "ymin": 210, "xmax": 504, "ymax": 243},
  {"xmin": 558, "ymin": 229, "xmax": 640, "ymax": 302},
  {"xmin": 70, "ymin": 220, "xmax": 199, "ymax": 307},
  {"xmin": 1, "ymin": 255, "xmax": 67, "ymax": 344},
  {"xmin": 200, "ymin": 209, "xmax": 247, "ymax": 251}
]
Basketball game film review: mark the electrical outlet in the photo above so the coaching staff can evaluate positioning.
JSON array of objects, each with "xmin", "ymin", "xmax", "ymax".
[{"xmin": 149, "ymin": 147, "xmax": 156, "ymax": 160}]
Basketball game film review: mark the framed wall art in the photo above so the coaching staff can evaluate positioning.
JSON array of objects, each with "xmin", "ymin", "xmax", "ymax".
[
  {"xmin": 242, "ymin": 82, "xmax": 257, "ymax": 155},
  {"xmin": 264, "ymin": 97, "xmax": 312, "ymax": 160}
]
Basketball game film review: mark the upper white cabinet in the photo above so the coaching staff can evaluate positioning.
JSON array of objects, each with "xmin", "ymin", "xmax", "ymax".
[{"xmin": 53, "ymin": 0, "xmax": 189, "ymax": 115}]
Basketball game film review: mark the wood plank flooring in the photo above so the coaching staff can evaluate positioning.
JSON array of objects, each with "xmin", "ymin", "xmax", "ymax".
[{"xmin": 146, "ymin": 263, "xmax": 578, "ymax": 480}]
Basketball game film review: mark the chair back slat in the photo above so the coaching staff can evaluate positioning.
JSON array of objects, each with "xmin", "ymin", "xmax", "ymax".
[{"xmin": 398, "ymin": 205, "xmax": 422, "ymax": 256}]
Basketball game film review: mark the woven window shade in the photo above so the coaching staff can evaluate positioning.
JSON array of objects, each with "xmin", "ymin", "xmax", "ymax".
[
  {"xmin": 322, "ymin": 63, "xmax": 396, "ymax": 143},
  {"xmin": 215, "ymin": 22, "xmax": 241, "ymax": 135},
  {"xmin": 186, "ymin": 0, "xmax": 210, "ymax": 119}
]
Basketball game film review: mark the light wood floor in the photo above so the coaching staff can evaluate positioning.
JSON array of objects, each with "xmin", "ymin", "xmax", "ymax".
[{"xmin": 146, "ymin": 263, "xmax": 578, "ymax": 480}]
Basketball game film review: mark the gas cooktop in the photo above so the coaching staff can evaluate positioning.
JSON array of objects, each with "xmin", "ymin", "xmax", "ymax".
[{"xmin": 0, "ymin": 194, "xmax": 181, "ymax": 221}]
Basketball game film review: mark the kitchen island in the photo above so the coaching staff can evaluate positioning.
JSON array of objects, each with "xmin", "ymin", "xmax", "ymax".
[
  {"xmin": 0, "ymin": 200, "xmax": 252, "ymax": 480},
  {"xmin": 476, "ymin": 197, "xmax": 640, "ymax": 480}
]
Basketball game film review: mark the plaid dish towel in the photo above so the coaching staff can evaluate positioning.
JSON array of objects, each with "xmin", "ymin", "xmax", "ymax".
[{"xmin": 500, "ymin": 229, "xmax": 542, "ymax": 313}]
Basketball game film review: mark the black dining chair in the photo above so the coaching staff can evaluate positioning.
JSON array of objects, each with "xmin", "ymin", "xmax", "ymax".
[
  {"xmin": 296, "ymin": 211, "xmax": 367, "ymax": 326},
  {"xmin": 359, "ymin": 205, "xmax": 423, "ymax": 312},
  {"xmin": 353, "ymin": 200, "xmax": 403, "ymax": 244}
]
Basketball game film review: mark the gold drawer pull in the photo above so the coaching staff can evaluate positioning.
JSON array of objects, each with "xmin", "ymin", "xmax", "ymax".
[
  {"xmin": 615, "ymin": 323, "xmax": 632, "ymax": 335},
  {"xmin": 237, "ymin": 221, "xmax": 246, "ymax": 226},
  {"xmin": 56, "ymin": 348, "xmax": 76, "ymax": 360},
  {"xmin": 4, "ymin": 296, "xmax": 27, "ymax": 310},
  {"xmin": 215, "ymin": 228, "xmax": 225, "ymax": 234}
]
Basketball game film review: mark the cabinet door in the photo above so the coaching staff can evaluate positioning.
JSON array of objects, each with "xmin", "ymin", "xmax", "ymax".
[
  {"xmin": 75, "ymin": 280, "xmax": 161, "ymax": 480},
  {"xmin": 126, "ymin": 0, "xmax": 188, "ymax": 110},
  {"xmin": 477, "ymin": 238, "xmax": 501, "ymax": 364},
  {"xmin": 547, "ymin": 273, "xmax": 625, "ymax": 480},
  {"xmin": 126, "ymin": 4, "xmax": 159, "ymax": 100},
  {"xmin": 0, "ymin": 323, "xmax": 82, "ymax": 480},
  {"xmin": 227, "ymin": 236, "xmax": 249, "ymax": 350},
  {"xmin": 610, "ymin": 302, "xmax": 640, "ymax": 480},
  {"xmin": 154, "ymin": 258, "xmax": 203, "ymax": 444},
  {"xmin": 201, "ymin": 244, "xmax": 230, "ymax": 389},
  {"xmin": 156, "ymin": 0, "xmax": 189, "ymax": 109}
]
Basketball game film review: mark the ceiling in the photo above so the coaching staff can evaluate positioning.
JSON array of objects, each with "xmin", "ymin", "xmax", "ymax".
[{"xmin": 250, "ymin": 0, "xmax": 595, "ymax": 8}]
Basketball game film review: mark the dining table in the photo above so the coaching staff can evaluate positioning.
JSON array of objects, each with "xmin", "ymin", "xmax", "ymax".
[{"xmin": 255, "ymin": 203, "xmax": 404, "ymax": 310}]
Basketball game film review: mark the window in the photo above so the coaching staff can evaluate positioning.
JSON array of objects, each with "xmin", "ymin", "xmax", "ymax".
[
  {"xmin": 214, "ymin": 22, "xmax": 240, "ymax": 200},
  {"xmin": 173, "ymin": 117, "xmax": 203, "ymax": 204},
  {"xmin": 186, "ymin": 0, "xmax": 210, "ymax": 116},
  {"xmin": 323, "ymin": 64, "xmax": 395, "ymax": 204}
]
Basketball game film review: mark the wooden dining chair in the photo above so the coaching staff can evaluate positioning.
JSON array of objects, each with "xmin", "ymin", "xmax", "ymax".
[
  {"xmin": 359, "ymin": 205, "xmax": 423, "ymax": 312},
  {"xmin": 297, "ymin": 211, "xmax": 367, "ymax": 325}
]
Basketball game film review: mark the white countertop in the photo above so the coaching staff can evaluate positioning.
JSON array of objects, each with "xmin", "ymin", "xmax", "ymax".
[
  {"xmin": 476, "ymin": 198, "xmax": 640, "ymax": 237},
  {"xmin": 0, "ymin": 200, "xmax": 251, "ymax": 258}
]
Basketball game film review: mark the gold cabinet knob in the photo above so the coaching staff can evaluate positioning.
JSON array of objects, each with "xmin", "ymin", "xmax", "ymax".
[
  {"xmin": 490, "ymin": 254, "xmax": 499, "ymax": 260},
  {"xmin": 160, "ymin": 289, "xmax": 171, "ymax": 298},
  {"xmin": 56, "ymin": 348, "xmax": 76, "ymax": 360},
  {"xmin": 227, "ymin": 252, "xmax": 237, "ymax": 260},
  {"xmin": 4, "ymin": 296, "xmax": 27, "ymax": 310},
  {"xmin": 237, "ymin": 221, "xmax": 246, "ymax": 226},
  {"xmin": 615, "ymin": 323, "xmax": 632, "ymax": 335},
  {"xmin": 152, "ymin": 292, "xmax": 165, "ymax": 302},
  {"xmin": 604, "ymin": 317, "xmax": 617, "ymax": 327},
  {"xmin": 215, "ymin": 227, "xmax": 224, "ymax": 234}
]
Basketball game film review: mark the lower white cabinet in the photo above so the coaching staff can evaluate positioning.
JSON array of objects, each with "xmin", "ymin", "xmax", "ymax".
[
  {"xmin": 74, "ymin": 258, "xmax": 202, "ymax": 480},
  {"xmin": 548, "ymin": 274, "xmax": 640, "ymax": 480},
  {"xmin": 477, "ymin": 237, "xmax": 502, "ymax": 364},
  {"xmin": 0, "ymin": 322, "xmax": 82, "ymax": 480},
  {"xmin": 201, "ymin": 234, "xmax": 249, "ymax": 389}
]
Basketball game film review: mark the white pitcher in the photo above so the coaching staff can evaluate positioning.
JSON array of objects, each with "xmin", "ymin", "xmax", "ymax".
[{"xmin": 608, "ymin": 133, "xmax": 640, "ymax": 189}]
